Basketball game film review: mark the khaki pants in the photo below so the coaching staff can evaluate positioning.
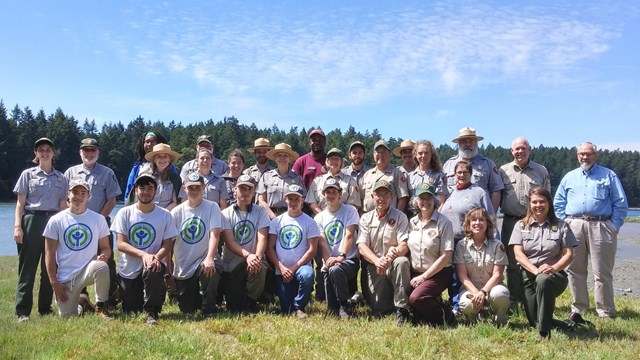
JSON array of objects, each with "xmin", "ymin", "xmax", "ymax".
[
  {"xmin": 56, "ymin": 260, "xmax": 110, "ymax": 317},
  {"xmin": 459, "ymin": 283, "xmax": 510, "ymax": 323},
  {"xmin": 366, "ymin": 256, "xmax": 411, "ymax": 315}
]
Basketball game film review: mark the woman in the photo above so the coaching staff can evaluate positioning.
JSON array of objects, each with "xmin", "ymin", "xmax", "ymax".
[
  {"xmin": 127, "ymin": 143, "xmax": 183, "ymax": 210},
  {"xmin": 222, "ymin": 149, "xmax": 245, "ymax": 206},
  {"xmin": 194, "ymin": 148, "xmax": 229, "ymax": 209},
  {"xmin": 124, "ymin": 131, "xmax": 170, "ymax": 201},
  {"xmin": 509, "ymin": 187, "xmax": 576, "ymax": 340},
  {"xmin": 407, "ymin": 140, "xmax": 448, "ymax": 217},
  {"xmin": 306, "ymin": 147, "xmax": 361, "ymax": 214},
  {"xmin": 13, "ymin": 137, "xmax": 69, "ymax": 321},
  {"xmin": 257, "ymin": 143, "xmax": 305, "ymax": 219},
  {"xmin": 407, "ymin": 184, "xmax": 454, "ymax": 326},
  {"xmin": 454, "ymin": 208, "xmax": 510, "ymax": 326}
]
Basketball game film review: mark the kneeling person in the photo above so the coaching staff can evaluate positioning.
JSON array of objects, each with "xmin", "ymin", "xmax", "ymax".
[{"xmin": 44, "ymin": 179, "xmax": 112, "ymax": 318}]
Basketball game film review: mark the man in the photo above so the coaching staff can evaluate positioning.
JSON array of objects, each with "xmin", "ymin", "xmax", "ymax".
[
  {"xmin": 357, "ymin": 179, "xmax": 411, "ymax": 325},
  {"xmin": 243, "ymin": 138, "xmax": 275, "ymax": 184},
  {"xmin": 221, "ymin": 175, "xmax": 270, "ymax": 313},
  {"xmin": 360, "ymin": 140, "xmax": 410, "ymax": 214},
  {"xmin": 169, "ymin": 173, "xmax": 222, "ymax": 317},
  {"xmin": 499, "ymin": 136, "xmax": 551, "ymax": 303},
  {"xmin": 64, "ymin": 137, "xmax": 121, "ymax": 307},
  {"xmin": 266, "ymin": 184, "xmax": 320, "ymax": 319},
  {"xmin": 44, "ymin": 179, "xmax": 112, "ymax": 318},
  {"xmin": 111, "ymin": 174, "xmax": 178, "ymax": 325},
  {"xmin": 341, "ymin": 141, "xmax": 370, "ymax": 189},
  {"xmin": 314, "ymin": 178, "xmax": 360, "ymax": 319},
  {"xmin": 180, "ymin": 135, "xmax": 229, "ymax": 181},
  {"xmin": 442, "ymin": 127, "xmax": 504, "ymax": 213},
  {"xmin": 554, "ymin": 142, "xmax": 627, "ymax": 321},
  {"xmin": 393, "ymin": 139, "xmax": 417, "ymax": 176},
  {"xmin": 292, "ymin": 128, "xmax": 327, "ymax": 190}
]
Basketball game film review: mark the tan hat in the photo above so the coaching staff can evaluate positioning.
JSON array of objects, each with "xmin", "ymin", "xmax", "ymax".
[
  {"xmin": 266, "ymin": 143, "xmax": 299, "ymax": 161},
  {"xmin": 247, "ymin": 138, "xmax": 274, "ymax": 152},
  {"xmin": 144, "ymin": 143, "xmax": 181, "ymax": 162},
  {"xmin": 452, "ymin": 127, "xmax": 484, "ymax": 143},
  {"xmin": 392, "ymin": 139, "xmax": 416, "ymax": 157}
]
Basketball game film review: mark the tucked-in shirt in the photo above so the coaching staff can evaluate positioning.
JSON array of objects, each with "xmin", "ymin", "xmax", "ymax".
[
  {"xmin": 443, "ymin": 154, "xmax": 504, "ymax": 196},
  {"xmin": 292, "ymin": 152, "xmax": 327, "ymax": 190},
  {"xmin": 553, "ymin": 164, "xmax": 628, "ymax": 231},
  {"xmin": 221, "ymin": 204, "xmax": 271, "ymax": 272},
  {"xmin": 257, "ymin": 169, "xmax": 305, "ymax": 208},
  {"xmin": 170, "ymin": 200, "xmax": 222, "ymax": 279},
  {"xmin": 509, "ymin": 219, "xmax": 577, "ymax": 267},
  {"xmin": 360, "ymin": 165, "xmax": 410, "ymax": 212},
  {"xmin": 180, "ymin": 158, "xmax": 228, "ymax": 180},
  {"xmin": 13, "ymin": 166, "xmax": 68, "ymax": 211},
  {"xmin": 407, "ymin": 167, "xmax": 448, "ymax": 212},
  {"xmin": 499, "ymin": 160, "xmax": 550, "ymax": 217},
  {"xmin": 306, "ymin": 172, "xmax": 361, "ymax": 209},
  {"xmin": 269, "ymin": 212, "xmax": 320, "ymax": 275},
  {"xmin": 454, "ymin": 237, "xmax": 508, "ymax": 291},
  {"xmin": 64, "ymin": 163, "xmax": 122, "ymax": 213},
  {"xmin": 407, "ymin": 212, "xmax": 454, "ymax": 273},
  {"xmin": 356, "ymin": 207, "xmax": 410, "ymax": 258},
  {"xmin": 314, "ymin": 204, "xmax": 360, "ymax": 259},
  {"xmin": 43, "ymin": 209, "xmax": 110, "ymax": 283},
  {"xmin": 442, "ymin": 185, "xmax": 494, "ymax": 240}
]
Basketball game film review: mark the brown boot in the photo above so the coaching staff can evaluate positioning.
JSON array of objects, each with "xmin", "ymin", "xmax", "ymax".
[
  {"xmin": 79, "ymin": 294, "xmax": 96, "ymax": 314},
  {"xmin": 95, "ymin": 302, "xmax": 114, "ymax": 319}
]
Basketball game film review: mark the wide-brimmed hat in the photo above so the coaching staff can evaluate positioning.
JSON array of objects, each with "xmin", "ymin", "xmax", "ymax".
[
  {"xmin": 392, "ymin": 139, "xmax": 416, "ymax": 157},
  {"xmin": 80, "ymin": 138, "xmax": 99, "ymax": 149},
  {"xmin": 452, "ymin": 127, "xmax": 484, "ymax": 143},
  {"xmin": 34, "ymin": 137, "xmax": 54, "ymax": 150},
  {"xmin": 267, "ymin": 143, "xmax": 299, "ymax": 161},
  {"xmin": 247, "ymin": 138, "xmax": 273, "ymax": 152},
  {"xmin": 144, "ymin": 143, "xmax": 181, "ymax": 162}
]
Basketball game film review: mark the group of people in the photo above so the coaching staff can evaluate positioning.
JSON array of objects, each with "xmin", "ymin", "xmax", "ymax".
[{"xmin": 13, "ymin": 126, "xmax": 628, "ymax": 340}]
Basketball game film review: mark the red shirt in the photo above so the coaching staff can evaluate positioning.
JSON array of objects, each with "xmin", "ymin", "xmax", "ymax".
[{"xmin": 292, "ymin": 152, "xmax": 326, "ymax": 189}]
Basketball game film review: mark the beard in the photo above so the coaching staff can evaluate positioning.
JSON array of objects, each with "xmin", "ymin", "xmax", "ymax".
[
  {"xmin": 458, "ymin": 148, "xmax": 478, "ymax": 160},
  {"xmin": 580, "ymin": 162, "xmax": 594, "ymax": 172},
  {"xmin": 82, "ymin": 154, "xmax": 99, "ymax": 166}
]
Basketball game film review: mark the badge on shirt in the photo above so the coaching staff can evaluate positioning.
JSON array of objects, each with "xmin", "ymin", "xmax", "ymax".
[
  {"xmin": 427, "ymin": 229, "xmax": 438, "ymax": 238},
  {"xmin": 388, "ymin": 218, "xmax": 396, "ymax": 227},
  {"xmin": 477, "ymin": 165, "xmax": 483, "ymax": 171}
]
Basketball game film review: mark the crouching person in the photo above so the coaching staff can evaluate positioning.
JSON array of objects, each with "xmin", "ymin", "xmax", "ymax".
[
  {"xmin": 44, "ymin": 179, "xmax": 112, "ymax": 318},
  {"xmin": 111, "ymin": 174, "xmax": 178, "ymax": 325},
  {"xmin": 170, "ymin": 173, "xmax": 222, "ymax": 317}
]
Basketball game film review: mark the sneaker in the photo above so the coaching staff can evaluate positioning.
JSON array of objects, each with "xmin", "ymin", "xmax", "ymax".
[
  {"xmin": 79, "ymin": 294, "xmax": 95, "ymax": 314},
  {"xmin": 295, "ymin": 309, "xmax": 308, "ymax": 319},
  {"xmin": 350, "ymin": 291, "xmax": 365, "ymax": 306},
  {"xmin": 17, "ymin": 315, "xmax": 29, "ymax": 323},
  {"xmin": 568, "ymin": 312, "xmax": 586, "ymax": 325},
  {"xmin": 95, "ymin": 302, "xmax": 114, "ymax": 319},
  {"xmin": 338, "ymin": 305, "xmax": 352, "ymax": 320},
  {"xmin": 145, "ymin": 312, "xmax": 159, "ymax": 325},
  {"xmin": 396, "ymin": 308, "xmax": 410, "ymax": 326}
]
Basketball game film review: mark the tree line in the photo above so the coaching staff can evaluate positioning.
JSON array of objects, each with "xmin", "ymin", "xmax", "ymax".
[{"xmin": 1, "ymin": 101, "xmax": 638, "ymax": 207}]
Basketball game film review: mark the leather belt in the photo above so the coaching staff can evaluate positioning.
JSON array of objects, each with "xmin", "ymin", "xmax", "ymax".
[
  {"xmin": 503, "ymin": 213, "xmax": 524, "ymax": 220},
  {"xmin": 24, "ymin": 209, "xmax": 58, "ymax": 217},
  {"xmin": 567, "ymin": 215, "xmax": 611, "ymax": 221}
]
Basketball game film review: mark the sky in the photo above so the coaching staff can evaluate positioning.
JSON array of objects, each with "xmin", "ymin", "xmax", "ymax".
[{"xmin": 1, "ymin": 0, "xmax": 639, "ymax": 151}]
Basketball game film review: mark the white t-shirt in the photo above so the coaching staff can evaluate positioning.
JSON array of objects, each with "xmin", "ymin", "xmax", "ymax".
[
  {"xmin": 43, "ymin": 209, "xmax": 110, "ymax": 283},
  {"xmin": 269, "ymin": 212, "xmax": 320, "ymax": 275},
  {"xmin": 221, "ymin": 204, "xmax": 270, "ymax": 272},
  {"xmin": 170, "ymin": 199, "xmax": 223, "ymax": 279},
  {"xmin": 110, "ymin": 204, "xmax": 178, "ymax": 279},
  {"xmin": 314, "ymin": 204, "xmax": 360, "ymax": 259}
]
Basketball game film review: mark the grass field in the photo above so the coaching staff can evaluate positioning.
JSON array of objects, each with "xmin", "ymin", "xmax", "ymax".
[{"xmin": 1, "ymin": 256, "xmax": 639, "ymax": 360}]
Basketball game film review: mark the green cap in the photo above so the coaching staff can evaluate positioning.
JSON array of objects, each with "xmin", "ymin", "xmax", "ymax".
[
  {"xmin": 327, "ymin": 147, "xmax": 343, "ymax": 158},
  {"xmin": 373, "ymin": 140, "xmax": 390, "ymax": 151},
  {"xmin": 80, "ymin": 138, "xmax": 99, "ymax": 149},
  {"xmin": 415, "ymin": 183, "xmax": 436, "ymax": 197},
  {"xmin": 373, "ymin": 179, "xmax": 393, "ymax": 193}
]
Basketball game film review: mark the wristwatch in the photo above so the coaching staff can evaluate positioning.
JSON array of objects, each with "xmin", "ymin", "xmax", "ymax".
[{"xmin": 338, "ymin": 252, "xmax": 347, "ymax": 258}]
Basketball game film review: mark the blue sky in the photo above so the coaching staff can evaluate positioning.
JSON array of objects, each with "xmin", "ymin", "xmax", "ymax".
[{"xmin": 1, "ymin": 1, "xmax": 639, "ymax": 151}]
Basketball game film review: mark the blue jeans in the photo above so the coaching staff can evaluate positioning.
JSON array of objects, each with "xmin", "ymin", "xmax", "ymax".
[{"xmin": 275, "ymin": 264, "xmax": 314, "ymax": 314}]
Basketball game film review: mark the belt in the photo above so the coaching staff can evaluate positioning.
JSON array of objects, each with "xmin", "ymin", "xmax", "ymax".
[
  {"xmin": 503, "ymin": 213, "xmax": 524, "ymax": 220},
  {"xmin": 24, "ymin": 209, "xmax": 58, "ymax": 217},
  {"xmin": 567, "ymin": 215, "xmax": 611, "ymax": 221},
  {"xmin": 270, "ymin": 206, "xmax": 288, "ymax": 215}
]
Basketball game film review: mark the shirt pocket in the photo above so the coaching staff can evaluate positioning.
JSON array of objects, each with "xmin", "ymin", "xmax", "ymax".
[
  {"xmin": 593, "ymin": 181, "xmax": 608, "ymax": 200},
  {"xmin": 542, "ymin": 231, "xmax": 562, "ymax": 254}
]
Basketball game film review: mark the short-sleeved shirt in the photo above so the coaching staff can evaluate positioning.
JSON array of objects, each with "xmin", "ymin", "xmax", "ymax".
[
  {"xmin": 360, "ymin": 165, "xmax": 410, "ymax": 212},
  {"xmin": 221, "ymin": 204, "xmax": 271, "ymax": 272},
  {"xmin": 341, "ymin": 164, "xmax": 370, "ymax": 189},
  {"xmin": 43, "ymin": 209, "xmax": 110, "ymax": 283},
  {"xmin": 243, "ymin": 164, "xmax": 276, "ymax": 184},
  {"xmin": 454, "ymin": 237, "xmax": 508, "ymax": 291},
  {"xmin": 442, "ymin": 185, "xmax": 494, "ymax": 240},
  {"xmin": 443, "ymin": 154, "xmax": 504, "ymax": 196},
  {"xmin": 407, "ymin": 211, "xmax": 454, "ymax": 273},
  {"xmin": 269, "ymin": 212, "xmax": 320, "ymax": 274},
  {"xmin": 155, "ymin": 178, "xmax": 179, "ymax": 208},
  {"xmin": 170, "ymin": 200, "xmax": 223, "ymax": 280},
  {"xmin": 509, "ymin": 219, "xmax": 577, "ymax": 267},
  {"xmin": 64, "ymin": 163, "xmax": 122, "ymax": 213},
  {"xmin": 407, "ymin": 167, "xmax": 448, "ymax": 212},
  {"xmin": 180, "ymin": 158, "xmax": 228, "ymax": 180},
  {"xmin": 499, "ymin": 160, "xmax": 550, "ymax": 217},
  {"xmin": 292, "ymin": 152, "xmax": 327, "ymax": 189},
  {"xmin": 356, "ymin": 207, "xmax": 409, "ymax": 258},
  {"xmin": 306, "ymin": 172, "xmax": 361, "ymax": 209},
  {"xmin": 13, "ymin": 166, "xmax": 68, "ymax": 211},
  {"xmin": 314, "ymin": 204, "xmax": 360, "ymax": 259},
  {"xmin": 111, "ymin": 204, "xmax": 179, "ymax": 279},
  {"xmin": 257, "ymin": 169, "xmax": 305, "ymax": 208},
  {"xmin": 202, "ymin": 172, "xmax": 229, "ymax": 204}
]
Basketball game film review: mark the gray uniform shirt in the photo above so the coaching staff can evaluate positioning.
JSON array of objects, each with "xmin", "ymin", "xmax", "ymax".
[
  {"xmin": 64, "ymin": 163, "xmax": 122, "ymax": 213},
  {"xmin": 360, "ymin": 165, "xmax": 410, "ymax": 212},
  {"xmin": 509, "ymin": 219, "xmax": 577, "ymax": 267},
  {"xmin": 341, "ymin": 164, "xmax": 369, "ymax": 189},
  {"xmin": 13, "ymin": 166, "xmax": 68, "ymax": 211},
  {"xmin": 256, "ymin": 169, "xmax": 305, "ymax": 208},
  {"xmin": 180, "ymin": 158, "xmax": 229, "ymax": 181},
  {"xmin": 243, "ymin": 164, "xmax": 276, "ymax": 184},
  {"xmin": 407, "ymin": 212, "xmax": 454, "ymax": 273},
  {"xmin": 442, "ymin": 185, "xmax": 494, "ymax": 240},
  {"xmin": 499, "ymin": 160, "xmax": 550, "ymax": 217},
  {"xmin": 407, "ymin": 167, "xmax": 448, "ymax": 212},
  {"xmin": 443, "ymin": 154, "xmax": 504, "ymax": 196},
  {"xmin": 356, "ymin": 207, "xmax": 409, "ymax": 258},
  {"xmin": 306, "ymin": 172, "xmax": 361, "ymax": 209}
]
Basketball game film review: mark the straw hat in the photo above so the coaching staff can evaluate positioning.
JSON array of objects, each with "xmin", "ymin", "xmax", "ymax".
[
  {"xmin": 266, "ymin": 143, "xmax": 299, "ymax": 161},
  {"xmin": 247, "ymin": 138, "xmax": 274, "ymax": 152},
  {"xmin": 144, "ymin": 143, "xmax": 180, "ymax": 162},
  {"xmin": 452, "ymin": 127, "xmax": 484, "ymax": 143},
  {"xmin": 392, "ymin": 139, "xmax": 416, "ymax": 157}
]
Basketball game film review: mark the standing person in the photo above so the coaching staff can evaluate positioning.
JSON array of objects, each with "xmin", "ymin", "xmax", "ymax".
[
  {"xmin": 306, "ymin": 147, "xmax": 361, "ymax": 214},
  {"xmin": 243, "ymin": 138, "xmax": 275, "ymax": 184},
  {"xmin": 44, "ymin": 179, "xmax": 112, "ymax": 318},
  {"xmin": 356, "ymin": 179, "xmax": 411, "ymax": 325},
  {"xmin": 407, "ymin": 140, "xmax": 448, "ymax": 218},
  {"xmin": 341, "ymin": 140, "xmax": 370, "ymax": 189},
  {"xmin": 257, "ymin": 143, "xmax": 304, "ymax": 219},
  {"xmin": 124, "ymin": 131, "xmax": 171, "ymax": 201},
  {"xmin": 127, "ymin": 143, "xmax": 183, "ymax": 209},
  {"xmin": 407, "ymin": 184, "xmax": 454, "ymax": 326},
  {"xmin": 170, "ymin": 173, "xmax": 222, "ymax": 317},
  {"xmin": 64, "ymin": 137, "xmax": 122, "ymax": 307},
  {"xmin": 499, "ymin": 136, "xmax": 550, "ymax": 304},
  {"xmin": 314, "ymin": 179, "xmax": 360, "ymax": 319},
  {"xmin": 180, "ymin": 135, "xmax": 228, "ymax": 179},
  {"xmin": 111, "ymin": 174, "xmax": 178, "ymax": 325},
  {"xmin": 13, "ymin": 138, "xmax": 68, "ymax": 322},
  {"xmin": 554, "ymin": 142, "xmax": 628, "ymax": 321},
  {"xmin": 360, "ymin": 140, "xmax": 410, "ymax": 214},
  {"xmin": 454, "ymin": 208, "xmax": 510, "ymax": 326},
  {"xmin": 442, "ymin": 127, "xmax": 504, "ymax": 212},
  {"xmin": 292, "ymin": 128, "xmax": 327, "ymax": 190},
  {"xmin": 220, "ymin": 175, "xmax": 270, "ymax": 313},
  {"xmin": 222, "ymin": 149, "xmax": 245, "ymax": 206},
  {"xmin": 266, "ymin": 184, "xmax": 320, "ymax": 319},
  {"xmin": 510, "ymin": 188, "xmax": 576, "ymax": 340},
  {"xmin": 190, "ymin": 148, "xmax": 229, "ymax": 209},
  {"xmin": 393, "ymin": 139, "xmax": 417, "ymax": 176}
]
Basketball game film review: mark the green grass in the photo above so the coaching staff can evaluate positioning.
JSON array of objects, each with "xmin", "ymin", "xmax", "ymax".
[
  {"xmin": 625, "ymin": 216, "xmax": 640, "ymax": 223},
  {"xmin": 1, "ymin": 256, "xmax": 639, "ymax": 359}
]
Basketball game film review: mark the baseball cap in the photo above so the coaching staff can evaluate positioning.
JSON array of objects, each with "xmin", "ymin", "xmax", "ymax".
[
  {"xmin": 236, "ymin": 174, "xmax": 256, "ymax": 188},
  {"xmin": 322, "ymin": 178, "xmax": 341, "ymax": 192},
  {"xmin": 373, "ymin": 140, "xmax": 390, "ymax": 151},
  {"xmin": 309, "ymin": 128, "xmax": 326, "ymax": 138},
  {"xmin": 34, "ymin": 137, "xmax": 54, "ymax": 150},
  {"xmin": 134, "ymin": 173, "xmax": 157, "ymax": 187},
  {"xmin": 184, "ymin": 172, "xmax": 205, "ymax": 187},
  {"xmin": 326, "ymin": 147, "xmax": 343, "ymax": 158},
  {"xmin": 373, "ymin": 179, "xmax": 393, "ymax": 193},
  {"xmin": 415, "ymin": 183, "xmax": 436, "ymax": 197},
  {"xmin": 196, "ymin": 135, "xmax": 212, "ymax": 144},
  {"xmin": 69, "ymin": 178, "xmax": 90, "ymax": 191},
  {"xmin": 349, "ymin": 141, "xmax": 365, "ymax": 152},
  {"xmin": 284, "ymin": 184, "xmax": 304, "ymax": 197},
  {"xmin": 80, "ymin": 138, "xmax": 99, "ymax": 149}
]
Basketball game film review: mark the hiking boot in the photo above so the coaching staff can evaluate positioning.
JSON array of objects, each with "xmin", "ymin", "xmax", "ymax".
[
  {"xmin": 79, "ymin": 294, "xmax": 95, "ymax": 314},
  {"xmin": 245, "ymin": 299, "xmax": 260, "ymax": 315},
  {"xmin": 295, "ymin": 309, "xmax": 308, "ymax": 319},
  {"xmin": 145, "ymin": 312, "xmax": 159, "ymax": 325},
  {"xmin": 396, "ymin": 308, "xmax": 410, "ymax": 326},
  {"xmin": 568, "ymin": 312, "xmax": 586, "ymax": 325}
]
